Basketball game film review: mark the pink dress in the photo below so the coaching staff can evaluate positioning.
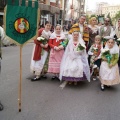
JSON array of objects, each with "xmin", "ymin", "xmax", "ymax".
[{"xmin": 48, "ymin": 36, "xmax": 64, "ymax": 73}]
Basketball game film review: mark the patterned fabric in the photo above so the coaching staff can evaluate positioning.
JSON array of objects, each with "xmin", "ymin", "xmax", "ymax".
[
  {"xmin": 101, "ymin": 53, "xmax": 119, "ymax": 66},
  {"xmin": 99, "ymin": 25, "xmax": 112, "ymax": 37},
  {"xmin": 99, "ymin": 61, "xmax": 120, "ymax": 85},
  {"xmin": 62, "ymin": 73, "xmax": 87, "ymax": 82},
  {"xmin": 42, "ymin": 52, "xmax": 50, "ymax": 73},
  {"xmin": 88, "ymin": 25, "xmax": 99, "ymax": 46},
  {"xmin": 89, "ymin": 44, "xmax": 102, "ymax": 67},
  {"xmin": 69, "ymin": 23, "xmax": 89, "ymax": 42}
]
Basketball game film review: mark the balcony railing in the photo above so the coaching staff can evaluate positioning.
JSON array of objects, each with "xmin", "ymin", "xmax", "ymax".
[{"xmin": 0, "ymin": 0, "xmax": 6, "ymax": 9}]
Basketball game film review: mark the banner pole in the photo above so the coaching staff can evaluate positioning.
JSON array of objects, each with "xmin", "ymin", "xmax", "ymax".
[{"xmin": 18, "ymin": 45, "xmax": 22, "ymax": 112}]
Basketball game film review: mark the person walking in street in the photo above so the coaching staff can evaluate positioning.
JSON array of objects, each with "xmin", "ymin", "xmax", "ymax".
[
  {"xmin": 88, "ymin": 17, "xmax": 99, "ymax": 65},
  {"xmin": 99, "ymin": 18, "xmax": 115, "ymax": 47},
  {"xmin": 69, "ymin": 15, "xmax": 89, "ymax": 51},
  {"xmin": 0, "ymin": 26, "xmax": 4, "ymax": 111},
  {"xmin": 59, "ymin": 31, "xmax": 90, "ymax": 85},
  {"xmin": 99, "ymin": 37, "xmax": 120, "ymax": 91},
  {"xmin": 115, "ymin": 18, "xmax": 120, "ymax": 71},
  {"xmin": 48, "ymin": 24, "xmax": 66, "ymax": 80},
  {"xmin": 88, "ymin": 35, "xmax": 102, "ymax": 81},
  {"xmin": 88, "ymin": 17, "xmax": 99, "ymax": 47},
  {"xmin": 30, "ymin": 21, "xmax": 51, "ymax": 81}
]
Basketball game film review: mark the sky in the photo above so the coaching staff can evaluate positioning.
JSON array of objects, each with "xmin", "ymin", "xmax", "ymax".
[{"xmin": 86, "ymin": 0, "xmax": 120, "ymax": 11}]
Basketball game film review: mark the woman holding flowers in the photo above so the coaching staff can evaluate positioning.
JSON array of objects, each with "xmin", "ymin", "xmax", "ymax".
[
  {"xmin": 48, "ymin": 24, "xmax": 66, "ymax": 79},
  {"xmin": 30, "ymin": 21, "xmax": 51, "ymax": 81},
  {"xmin": 99, "ymin": 38, "xmax": 120, "ymax": 90},
  {"xmin": 88, "ymin": 35, "xmax": 102, "ymax": 80},
  {"xmin": 115, "ymin": 18, "xmax": 120, "ymax": 71},
  {"xmin": 59, "ymin": 31, "xmax": 90, "ymax": 85}
]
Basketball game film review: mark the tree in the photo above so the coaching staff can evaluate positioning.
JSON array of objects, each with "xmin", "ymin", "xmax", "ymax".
[
  {"xmin": 107, "ymin": 13, "xmax": 113, "ymax": 25},
  {"xmin": 112, "ymin": 11, "xmax": 120, "ymax": 23}
]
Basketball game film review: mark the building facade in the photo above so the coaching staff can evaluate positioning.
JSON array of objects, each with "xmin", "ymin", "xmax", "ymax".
[
  {"xmin": 96, "ymin": 2, "xmax": 120, "ymax": 18},
  {"xmin": 64, "ymin": 0, "xmax": 85, "ymax": 22},
  {"xmin": 96, "ymin": 2, "xmax": 108, "ymax": 15},
  {"xmin": 102, "ymin": 5, "xmax": 120, "ymax": 18},
  {"xmin": 0, "ymin": 0, "xmax": 61, "ymax": 26}
]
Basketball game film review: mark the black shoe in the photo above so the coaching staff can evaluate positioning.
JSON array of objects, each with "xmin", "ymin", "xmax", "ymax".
[
  {"xmin": 101, "ymin": 85, "xmax": 105, "ymax": 91},
  {"xmin": 55, "ymin": 76, "xmax": 60, "ymax": 80},
  {"xmin": 106, "ymin": 85, "xmax": 111, "ymax": 88},
  {"xmin": 41, "ymin": 75, "xmax": 47, "ymax": 79},
  {"xmin": 0, "ymin": 101, "xmax": 4, "ymax": 111},
  {"xmin": 31, "ymin": 77, "xmax": 40, "ymax": 81},
  {"xmin": 51, "ymin": 76, "xmax": 56, "ymax": 80}
]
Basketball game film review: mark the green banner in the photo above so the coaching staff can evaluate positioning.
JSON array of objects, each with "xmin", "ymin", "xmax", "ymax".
[{"xmin": 4, "ymin": 0, "xmax": 40, "ymax": 45}]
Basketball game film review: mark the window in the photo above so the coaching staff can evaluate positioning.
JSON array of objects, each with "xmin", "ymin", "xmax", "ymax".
[{"xmin": 39, "ymin": 0, "xmax": 46, "ymax": 3}]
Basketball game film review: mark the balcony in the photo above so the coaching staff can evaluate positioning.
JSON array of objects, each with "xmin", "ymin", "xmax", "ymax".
[{"xmin": 0, "ymin": 0, "xmax": 6, "ymax": 10}]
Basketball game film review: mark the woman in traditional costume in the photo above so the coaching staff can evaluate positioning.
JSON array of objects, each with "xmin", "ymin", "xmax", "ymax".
[
  {"xmin": 59, "ymin": 31, "xmax": 90, "ymax": 85},
  {"xmin": 88, "ymin": 17, "xmax": 99, "ymax": 47},
  {"xmin": 48, "ymin": 24, "xmax": 66, "ymax": 79},
  {"xmin": 30, "ymin": 21, "xmax": 51, "ymax": 81},
  {"xmin": 99, "ymin": 38, "xmax": 120, "ymax": 90},
  {"xmin": 115, "ymin": 18, "xmax": 120, "ymax": 71}
]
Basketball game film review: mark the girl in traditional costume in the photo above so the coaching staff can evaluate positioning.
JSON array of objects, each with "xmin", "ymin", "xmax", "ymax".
[
  {"xmin": 30, "ymin": 21, "xmax": 51, "ymax": 81},
  {"xmin": 59, "ymin": 31, "xmax": 90, "ymax": 85},
  {"xmin": 48, "ymin": 24, "xmax": 66, "ymax": 79},
  {"xmin": 99, "ymin": 38, "xmax": 120, "ymax": 90},
  {"xmin": 115, "ymin": 18, "xmax": 120, "ymax": 71},
  {"xmin": 88, "ymin": 35, "xmax": 102, "ymax": 80}
]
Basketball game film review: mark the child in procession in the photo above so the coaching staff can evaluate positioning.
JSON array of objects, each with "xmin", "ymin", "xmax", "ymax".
[
  {"xmin": 99, "ymin": 38, "xmax": 120, "ymax": 91},
  {"xmin": 59, "ymin": 31, "xmax": 90, "ymax": 85},
  {"xmin": 48, "ymin": 24, "xmax": 66, "ymax": 79},
  {"xmin": 88, "ymin": 35, "xmax": 102, "ymax": 80},
  {"xmin": 30, "ymin": 21, "xmax": 51, "ymax": 81}
]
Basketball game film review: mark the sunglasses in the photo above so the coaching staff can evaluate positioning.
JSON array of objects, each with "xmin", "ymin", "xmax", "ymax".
[{"xmin": 105, "ymin": 20, "xmax": 110, "ymax": 22}]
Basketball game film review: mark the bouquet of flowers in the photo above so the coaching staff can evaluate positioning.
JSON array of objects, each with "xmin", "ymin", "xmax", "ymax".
[
  {"xmin": 59, "ymin": 39, "xmax": 69, "ymax": 47},
  {"xmin": 37, "ymin": 37, "xmax": 47, "ymax": 45},
  {"xmin": 101, "ymin": 48, "xmax": 112, "ymax": 64},
  {"xmin": 102, "ymin": 37, "xmax": 107, "ymax": 43},
  {"xmin": 116, "ymin": 38, "xmax": 120, "ymax": 45},
  {"xmin": 91, "ymin": 47, "xmax": 98, "ymax": 55},
  {"xmin": 76, "ymin": 43, "xmax": 86, "ymax": 51}
]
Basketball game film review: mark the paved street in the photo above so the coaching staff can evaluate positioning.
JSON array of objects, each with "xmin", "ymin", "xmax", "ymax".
[{"xmin": 0, "ymin": 43, "xmax": 120, "ymax": 120}]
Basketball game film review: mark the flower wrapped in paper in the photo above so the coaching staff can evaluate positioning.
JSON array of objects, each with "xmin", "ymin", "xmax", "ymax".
[
  {"xmin": 101, "ymin": 48, "xmax": 112, "ymax": 64},
  {"xmin": 91, "ymin": 47, "xmax": 98, "ymax": 55},
  {"xmin": 116, "ymin": 38, "xmax": 120, "ymax": 45},
  {"xmin": 59, "ymin": 39, "xmax": 69, "ymax": 47},
  {"xmin": 37, "ymin": 37, "xmax": 47, "ymax": 45},
  {"xmin": 76, "ymin": 43, "xmax": 86, "ymax": 51}
]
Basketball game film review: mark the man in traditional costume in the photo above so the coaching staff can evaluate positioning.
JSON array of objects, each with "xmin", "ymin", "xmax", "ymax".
[
  {"xmin": 99, "ymin": 18, "xmax": 115, "ymax": 47},
  {"xmin": 69, "ymin": 15, "xmax": 89, "ymax": 50}
]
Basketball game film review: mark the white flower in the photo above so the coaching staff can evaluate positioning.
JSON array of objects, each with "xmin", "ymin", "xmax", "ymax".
[
  {"xmin": 101, "ymin": 48, "xmax": 109, "ymax": 53},
  {"xmin": 93, "ymin": 47, "xmax": 98, "ymax": 50},
  {"xmin": 81, "ymin": 43, "xmax": 86, "ymax": 49},
  {"xmin": 37, "ymin": 37, "xmax": 45, "ymax": 41},
  {"xmin": 117, "ymin": 38, "xmax": 120, "ymax": 41}
]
